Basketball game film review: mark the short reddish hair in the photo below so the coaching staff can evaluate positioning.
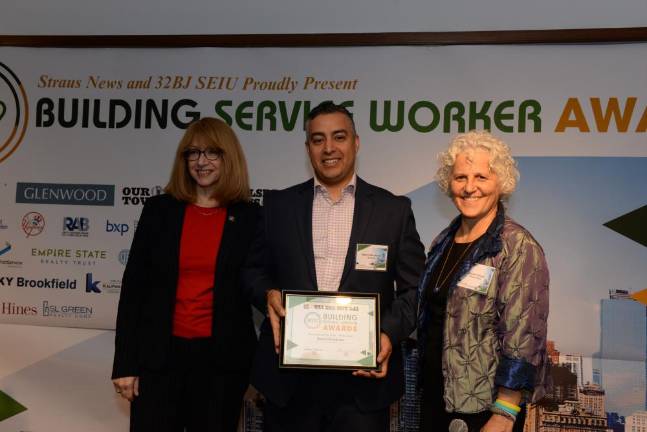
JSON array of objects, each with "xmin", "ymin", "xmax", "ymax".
[{"xmin": 165, "ymin": 118, "xmax": 250, "ymax": 205}]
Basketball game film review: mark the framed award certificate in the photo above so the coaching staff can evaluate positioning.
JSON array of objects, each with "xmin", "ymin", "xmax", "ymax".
[{"xmin": 279, "ymin": 290, "xmax": 380, "ymax": 370}]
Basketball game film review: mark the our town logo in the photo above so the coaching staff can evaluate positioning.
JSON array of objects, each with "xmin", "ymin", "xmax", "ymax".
[{"xmin": 0, "ymin": 63, "xmax": 29, "ymax": 164}]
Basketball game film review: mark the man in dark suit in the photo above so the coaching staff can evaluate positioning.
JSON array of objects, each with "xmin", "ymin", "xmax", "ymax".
[{"xmin": 243, "ymin": 101, "xmax": 425, "ymax": 432}]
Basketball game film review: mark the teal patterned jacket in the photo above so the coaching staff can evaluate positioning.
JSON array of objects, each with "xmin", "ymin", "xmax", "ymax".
[{"xmin": 417, "ymin": 204, "xmax": 549, "ymax": 413}]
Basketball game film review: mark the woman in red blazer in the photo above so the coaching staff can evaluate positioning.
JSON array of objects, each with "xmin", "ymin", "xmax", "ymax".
[{"xmin": 112, "ymin": 118, "xmax": 259, "ymax": 431}]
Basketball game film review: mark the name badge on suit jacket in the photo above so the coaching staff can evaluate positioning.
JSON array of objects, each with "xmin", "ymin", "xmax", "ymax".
[
  {"xmin": 355, "ymin": 244, "xmax": 388, "ymax": 271},
  {"xmin": 457, "ymin": 264, "xmax": 495, "ymax": 295}
]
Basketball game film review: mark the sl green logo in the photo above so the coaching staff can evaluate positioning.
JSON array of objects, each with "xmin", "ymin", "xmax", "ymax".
[{"xmin": 0, "ymin": 62, "xmax": 29, "ymax": 164}]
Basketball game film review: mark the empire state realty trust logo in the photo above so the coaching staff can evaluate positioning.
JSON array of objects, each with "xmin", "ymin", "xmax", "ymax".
[{"xmin": 0, "ymin": 63, "xmax": 29, "ymax": 164}]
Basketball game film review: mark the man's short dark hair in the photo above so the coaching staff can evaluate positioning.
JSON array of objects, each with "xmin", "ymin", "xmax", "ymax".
[{"xmin": 305, "ymin": 101, "xmax": 356, "ymax": 138}]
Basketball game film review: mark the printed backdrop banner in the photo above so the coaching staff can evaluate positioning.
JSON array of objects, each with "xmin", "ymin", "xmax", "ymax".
[{"xmin": 0, "ymin": 44, "xmax": 646, "ymax": 430}]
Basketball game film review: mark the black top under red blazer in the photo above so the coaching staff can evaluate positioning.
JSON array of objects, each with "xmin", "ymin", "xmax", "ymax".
[
  {"xmin": 242, "ymin": 177, "xmax": 425, "ymax": 411},
  {"xmin": 112, "ymin": 194, "xmax": 259, "ymax": 379}
]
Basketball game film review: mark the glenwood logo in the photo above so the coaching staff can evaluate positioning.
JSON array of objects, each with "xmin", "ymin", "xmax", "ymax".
[{"xmin": 0, "ymin": 63, "xmax": 29, "ymax": 164}]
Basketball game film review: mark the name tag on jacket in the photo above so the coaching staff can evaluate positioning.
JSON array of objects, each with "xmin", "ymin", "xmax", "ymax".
[
  {"xmin": 457, "ymin": 264, "xmax": 495, "ymax": 294},
  {"xmin": 355, "ymin": 244, "xmax": 388, "ymax": 271}
]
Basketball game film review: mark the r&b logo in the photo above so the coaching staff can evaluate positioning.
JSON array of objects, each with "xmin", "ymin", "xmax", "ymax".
[{"xmin": 63, "ymin": 217, "xmax": 90, "ymax": 237}]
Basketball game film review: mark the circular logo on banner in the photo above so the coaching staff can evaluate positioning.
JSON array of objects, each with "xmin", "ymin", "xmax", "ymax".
[
  {"xmin": 21, "ymin": 212, "xmax": 45, "ymax": 237},
  {"xmin": 0, "ymin": 63, "xmax": 29, "ymax": 164},
  {"xmin": 118, "ymin": 249, "xmax": 130, "ymax": 265}
]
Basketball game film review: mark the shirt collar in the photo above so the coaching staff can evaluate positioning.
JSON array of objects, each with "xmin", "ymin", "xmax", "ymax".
[{"xmin": 314, "ymin": 173, "xmax": 357, "ymax": 197}]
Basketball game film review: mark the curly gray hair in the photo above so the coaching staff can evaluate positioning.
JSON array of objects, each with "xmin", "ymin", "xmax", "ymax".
[{"xmin": 436, "ymin": 130, "xmax": 519, "ymax": 199}]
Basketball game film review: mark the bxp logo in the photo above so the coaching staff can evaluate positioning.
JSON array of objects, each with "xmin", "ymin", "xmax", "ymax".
[
  {"xmin": 118, "ymin": 249, "xmax": 129, "ymax": 265},
  {"xmin": 0, "ymin": 63, "xmax": 29, "ymax": 164},
  {"xmin": 63, "ymin": 216, "xmax": 89, "ymax": 237},
  {"xmin": 121, "ymin": 185, "xmax": 163, "ymax": 205},
  {"xmin": 21, "ymin": 212, "xmax": 45, "ymax": 237},
  {"xmin": 85, "ymin": 272, "xmax": 101, "ymax": 293},
  {"xmin": 106, "ymin": 220, "xmax": 129, "ymax": 236}
]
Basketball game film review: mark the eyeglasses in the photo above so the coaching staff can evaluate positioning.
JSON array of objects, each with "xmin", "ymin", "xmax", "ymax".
[{"xmin": 183, "ymin": 148, "xmax": 223, "ymax": 161}]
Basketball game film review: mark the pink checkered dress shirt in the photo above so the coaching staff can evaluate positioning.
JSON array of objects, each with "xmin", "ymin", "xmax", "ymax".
[{"xmin": 312, "ymin": 175, "xmax": 356, "ymax": 292}]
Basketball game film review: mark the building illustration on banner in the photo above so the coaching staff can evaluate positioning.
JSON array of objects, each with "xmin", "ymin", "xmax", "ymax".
[{"xmin": 525, "ymin": 209, "xmax": 647, "ymax": 432}]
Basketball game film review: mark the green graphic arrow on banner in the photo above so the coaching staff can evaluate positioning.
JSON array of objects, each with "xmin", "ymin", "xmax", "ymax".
[
  {"xmin": 0, "ymin": 390, "xmax": 27, "ymax": 422},
  {"xmin": 603, "ymin": 205, "xmax": 647, "ymax": 247}
]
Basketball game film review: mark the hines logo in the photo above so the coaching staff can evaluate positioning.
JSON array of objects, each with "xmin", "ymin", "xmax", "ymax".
[{"xmin": 1, "ymin": 302, "xmax": 37, "ymax": 316}]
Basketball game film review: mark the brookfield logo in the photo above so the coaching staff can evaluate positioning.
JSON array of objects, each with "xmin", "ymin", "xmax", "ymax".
[
  {"xmin": 0, "ymin": 276, "xmax": 76, "ymax": 289},
  {"xmin": 0, "ymin": 63, "xmax": 29, "ymax": 164}
]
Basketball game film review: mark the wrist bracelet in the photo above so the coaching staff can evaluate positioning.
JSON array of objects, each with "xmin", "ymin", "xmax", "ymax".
[
  {"xmin": 495, "ymin": 399, "xmax": 521, "ymax": 413},
  {"xmin": 490, "ymin": 406, "xmax": 517, "ymax": 423},
  {"xmin": 493, "ymin": 402, "xmax": 518, "ymax": 418},
  {"xmin": 491, "ymin": 406, "xmax": 517, "ymax": 422}
]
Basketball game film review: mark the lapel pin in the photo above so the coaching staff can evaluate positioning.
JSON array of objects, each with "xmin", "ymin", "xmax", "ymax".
[{"xmin": 228, "ymin": 216, "xmax": 235, "ymax": 222}]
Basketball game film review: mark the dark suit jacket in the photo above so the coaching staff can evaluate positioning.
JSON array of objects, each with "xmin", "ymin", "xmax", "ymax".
[
  {"xmin": 243, "ymin": 177, "xmax": 425, "ymax": 411},
  {"xmin": 112, "ymin": 194, "xmax": 259, "ymax": 379}
]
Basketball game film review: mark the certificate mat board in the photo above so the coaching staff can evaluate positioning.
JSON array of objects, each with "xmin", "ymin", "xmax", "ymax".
[{"xmin": 280, "ymin": 291, "xmax": 380, "ymax": 370}]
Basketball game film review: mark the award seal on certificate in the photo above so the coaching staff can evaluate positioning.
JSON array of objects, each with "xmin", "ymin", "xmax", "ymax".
[{"xmin": 279, "ymin": 291, "xmax": 380, "ymax": 370}]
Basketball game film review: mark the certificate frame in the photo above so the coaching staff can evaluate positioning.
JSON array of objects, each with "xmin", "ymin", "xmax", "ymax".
[{"xmin": 279, "ymin": 290, "xmax": 381, "ymax": 370}]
